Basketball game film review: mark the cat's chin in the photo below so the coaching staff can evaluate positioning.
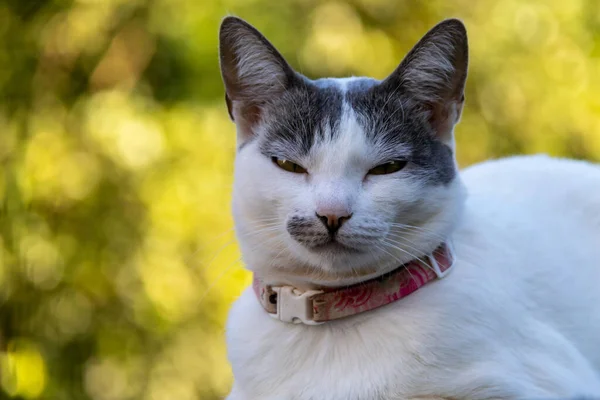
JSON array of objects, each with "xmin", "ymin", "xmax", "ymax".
[
  {"xmin": 276, "ymin": 240, "xmax": 399, "ymax": 285},
  {"xmin": 283, "ymin": 253, "xmax": 401, "ymax": 288},
  {"xmin": 308, "ymin": 241, "xmax": 363, "ymax": 255}
]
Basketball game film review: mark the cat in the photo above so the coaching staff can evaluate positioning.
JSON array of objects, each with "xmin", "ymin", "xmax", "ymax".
[{"xmin": 219, "ymin": 15, "xmax": 600, "ymax": 400}]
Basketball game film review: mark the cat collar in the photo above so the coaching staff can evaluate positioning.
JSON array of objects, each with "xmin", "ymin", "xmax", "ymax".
[{"xmin": 252, "ymin": 242, "xmax": 455, "ymax": 325}]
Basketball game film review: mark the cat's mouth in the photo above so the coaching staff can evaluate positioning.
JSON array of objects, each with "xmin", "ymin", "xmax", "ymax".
[{"xmin": 310, "ymin": 240, "xmax": 361, "ymax": 254}]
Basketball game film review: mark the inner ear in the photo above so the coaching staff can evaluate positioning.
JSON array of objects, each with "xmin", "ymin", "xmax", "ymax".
[{"xmin": 424, "ymin": 96, "xmax": 464, "ymax": 141}]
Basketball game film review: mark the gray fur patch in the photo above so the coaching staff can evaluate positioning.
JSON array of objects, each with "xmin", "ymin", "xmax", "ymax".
[
  {"xmin": 258, "ymin": 78, "xmax": 343, "ymax": 160},
  {"xmin": 256, "ymin": 76, "xmax": 455, "ymax": 185},
  {"xmin": 346, "ymin": 80, "xmax": 456, "ymax": 185},
  {"xmin": 286, "ymin": 215, "xmax": 330, "ymax": 247}
]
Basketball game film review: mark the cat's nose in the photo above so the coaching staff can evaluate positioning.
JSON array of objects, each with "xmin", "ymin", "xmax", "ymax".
[{"xmin": 315, "ymin": 211, "xmax": 352, "ymax": 234}]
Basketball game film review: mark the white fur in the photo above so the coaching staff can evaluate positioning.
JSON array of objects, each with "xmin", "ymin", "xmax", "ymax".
[{"xmin": 227, "ymin": 150, "xmax": 600, "ymax": 399}]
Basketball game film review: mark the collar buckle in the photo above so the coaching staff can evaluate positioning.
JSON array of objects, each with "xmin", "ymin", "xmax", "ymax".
[{"xmin": 269, "ymin": 286, "xmax": 324, "ymax": 325}]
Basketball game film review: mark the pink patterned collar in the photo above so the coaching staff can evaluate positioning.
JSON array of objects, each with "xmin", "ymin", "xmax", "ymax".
[{"xmin": 253, "ymin": 242, "xmax": 455, "ymax": 325}]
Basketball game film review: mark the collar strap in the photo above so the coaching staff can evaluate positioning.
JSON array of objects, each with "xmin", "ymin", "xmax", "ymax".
[{"xmin": 253, "ymin": 242, "xmax": 455, "ymax": 325}]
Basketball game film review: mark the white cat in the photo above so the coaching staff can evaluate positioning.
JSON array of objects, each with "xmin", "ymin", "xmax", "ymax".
[{"xmin": 219, "ymin": 16, "xmax": 600, "ymax": 400}]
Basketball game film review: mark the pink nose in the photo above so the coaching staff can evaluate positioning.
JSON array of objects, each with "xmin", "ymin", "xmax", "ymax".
[{"xmin": 315, "ymin": 211, "xmax": 352, "ymax": 234}]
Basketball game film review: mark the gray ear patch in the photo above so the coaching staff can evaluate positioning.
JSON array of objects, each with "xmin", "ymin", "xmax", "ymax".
[{"xmin": 346, "ymin": 82, "xmax": 457, "ymax": 186}]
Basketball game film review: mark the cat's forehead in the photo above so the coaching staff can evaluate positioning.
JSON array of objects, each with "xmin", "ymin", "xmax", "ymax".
[{"xmin": 257, "ymin": 76, "xmax": 413, "ymax": 159}]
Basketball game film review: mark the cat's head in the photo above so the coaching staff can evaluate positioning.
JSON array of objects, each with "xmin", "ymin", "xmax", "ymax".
[{"xmin": 219, "ymin": 17, "xmax": 468, "ymax": 286}]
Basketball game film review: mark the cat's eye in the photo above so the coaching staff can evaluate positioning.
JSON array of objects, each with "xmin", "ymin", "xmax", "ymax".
[
  {"xmin": 272, "ymin": 157, "xmax": 307, "ymax": 174},
  {"xmin": 368, "ymin": 160, "xmax": 408, "ymax": 175}
]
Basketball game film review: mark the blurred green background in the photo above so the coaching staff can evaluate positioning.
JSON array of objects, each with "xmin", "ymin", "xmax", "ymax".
[{"xmin": 0, "ymin": 0, "xmax": 599, "ymax": 399}]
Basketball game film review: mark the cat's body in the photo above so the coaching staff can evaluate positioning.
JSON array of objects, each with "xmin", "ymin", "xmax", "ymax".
[
  {"xmin": 219, "ymin": 16, "xmax": 600, "ymax": 400},
  {"xmin": 227, "ymin": 155, "xmax": 600, "ymax": 399}
]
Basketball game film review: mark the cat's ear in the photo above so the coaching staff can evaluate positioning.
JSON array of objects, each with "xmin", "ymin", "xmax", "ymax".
[
  {"xmin": 383, "ymin": 19, "xmax": 468, "ymax": 141},
  {"xmin": 219, "ymin": 17, "xmax": 296, "ymax": 138}
]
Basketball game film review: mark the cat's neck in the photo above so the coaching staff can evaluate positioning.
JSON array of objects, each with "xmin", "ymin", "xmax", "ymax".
[
  {"xmin": 254, "ymin": 261, "xmax": 399, "ymax": 291},
  {"xmin": 249, "ymin": 242, "xmax": 445, "ymax": 291}
]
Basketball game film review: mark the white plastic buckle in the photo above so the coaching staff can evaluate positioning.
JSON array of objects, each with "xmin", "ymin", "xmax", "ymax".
[
  {"xmin": 427, "ymin": 241, "xmax": 456, "ymax": 279},
  {"xmin": 269, "ymin": 286, "xmax": 324, "ymax": 325}
]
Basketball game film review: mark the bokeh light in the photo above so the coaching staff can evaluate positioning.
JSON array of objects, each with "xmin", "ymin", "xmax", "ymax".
[{"xmin": 1, "ymin": 0, "xmax": 599, "ymax": 399}]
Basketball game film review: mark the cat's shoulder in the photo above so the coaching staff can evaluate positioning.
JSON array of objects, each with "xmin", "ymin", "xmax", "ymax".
[
  {"xmin": 461, "ymin": 154, "xmax": 600, "ymax": 181},
  {"xmin": 460, "ymin": 154, "xmax": 600, "ymax": 200}
]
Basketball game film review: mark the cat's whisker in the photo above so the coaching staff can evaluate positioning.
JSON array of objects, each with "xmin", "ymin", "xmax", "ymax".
[
  {"xmin": 180, "ymin": 227, "xmax": 237, "ymax": 268},
  {"xmin": 247, "ymin": 231, "xmax": 287, "ymax": 247},
  {"xmin": 246, "ymin": 218, "xmax": 281, "ymax": 225},
  {"xmin": 197, "ymin": 256, "xmax": 244, "ymax": 306},
  {"xmin": 387, "ymin": 231, "xmax": 448, "ymax": 247},
  {"xmin": 385, "ymin": 230, "xmax": 427, "ymax": 247},
  {"xmin": 195, "ymin": 239, "xmax": 239, "ymax": 272},
  {"xmin": 240, "ymin": 226, "xmax": 281, "ymax": 236},
  {"xmin": 385, "ymin": 237, "xmax": 431, "ymax": 259},
  {"xmin": 247, "ymin": 235, "xmax": 286, "ymax": 250},
  {"xmin": 268, "ymin": 245, "xmax": 291, "ymax": 268},
  {"xmin": 388, "ymin": 224, "xmax": 448, "ymax": 242},
  {"xmin": 381, "ymin": 238, "xmax": 438, "ymax": 275},
  {"xmin": 389, "ymin": 222, "xmax": 448, "ymax": 233},
  {"xmin": 240, "ymin": 223, "xmax": 280, "ymax": 235},
  {"xmin": 385, "ymin": 230, "xmax": 448, "ymax": 256},
  {"xmin": 373, "ymin": 244, "xmax": 419, "ymax": 284},
  {"xmin": 202, "ymin": 227, "xmax": 236, "ymax": 241},
  {"xmin": 379, "ymin": 238, "xmax": 430, "ymax": 268},
  {"xmin": 248, "ymin": 216, "xmax": 280, "ymax": 222}
]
